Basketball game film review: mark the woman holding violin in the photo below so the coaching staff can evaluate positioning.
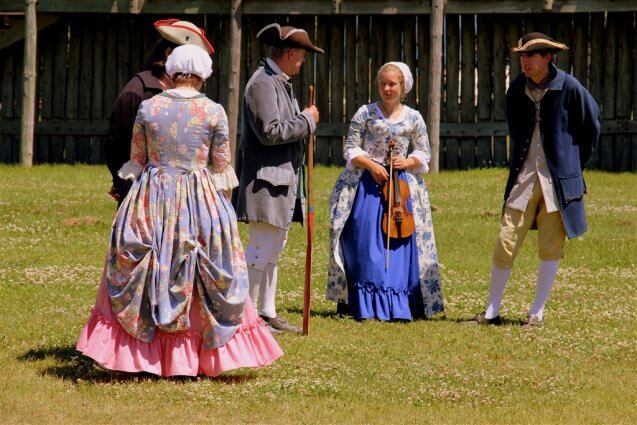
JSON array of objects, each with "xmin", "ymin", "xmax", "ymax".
[{"xmin": 326, "ymin": 62, "xmax": 444, "ymax": 321}]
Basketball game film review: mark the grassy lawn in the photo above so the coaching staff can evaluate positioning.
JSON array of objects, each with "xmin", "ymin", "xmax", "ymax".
[{"xmin": 0, "ymin": 165, "xmax": 635, "ymax": 424}]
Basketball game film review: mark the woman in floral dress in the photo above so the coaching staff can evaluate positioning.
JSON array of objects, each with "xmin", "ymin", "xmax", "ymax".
[
  {"xmin": 326, "ymin": 62, "xmax": 444, "ymax": 321},
  {"xmin": 77, "ymin": 45, "xmax": 282, "ymax": 377}
]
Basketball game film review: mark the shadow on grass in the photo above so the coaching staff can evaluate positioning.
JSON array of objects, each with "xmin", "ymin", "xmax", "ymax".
[{"xmin": 17, "ymin": 345, "xmax": 258, "ymax": 384}]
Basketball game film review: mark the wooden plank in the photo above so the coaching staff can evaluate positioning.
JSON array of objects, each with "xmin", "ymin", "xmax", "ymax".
[
  {"xmin": 77, "ymin": 17, "xmax": 95, "ymax": 163},
  {"xmin": 298, "ymin": 16, "xmax": 315, "ymax": 112},
  {"xmin": 417, "ymin": 15, "xmax": 430, "ymax": 117},
  {"xmin": 476, "ymin": 14, "xmax": 493, "ymax": 167},
  {"xmin": 329, "ymin": 17, "xmax": 345, "ymax": 166},
  {"xmin": 444, "ymin": 14, "xmax": 460, "ymax": 170},
  {"xmin": 428, "ymin": 0, "xmax": 444, "ymax": 173},
  {"xmin": 117, "ymin": 16, "xmax": 131, "ymax": 92},
  {"xmin": 588, "ymin": 12, "xmax": 604, "ymax": 168},
  {"xmin": 632, "ymin": 12, "xmax": 637, "ymax": 171},
  {"xmin": 64, "ymin": 18, "xmax": 82, "ymax": 163},
  {"xmin": 600, "ymin": 13, "xmax": 617, "ymax": 171},
  {"xmin": 615, "ymin": 13, "xmax": 632, "ymax": 171},
  {"xmin": 384, "ymin": 16, "xmax": 401, "ymax": 63},
  {"xmin": 403, "ymin": 17, "xmax": 417, "ymax": 107},
  {"xmin": 228, "ymin": 2, "xmax": 243, "ymax": 167},
  {"xmin": 0, "ymin": 52, "xmax": 14, "ymax": 163},
  {"xmin": 345, "ymin": 16, "xmax": 357, "ymax": 119},
  {"xmin": 314, "ymin": 15, "xmax": 331, "ymax": 164},
  {"xmin": 370, "ymin": 15, "xmax": 385, "ymax": 90},
  {"xmin": 572, "ymin": 14, "xmax": 589, "ymax": 85},
  {"xmin": 550, "ymin": 14, "xmax": 572, "ymax": 72},
  {"xmin": 36, "ymin": 26, "xmax": 54, "ymax": 164},
  {"xmin": 218, "ymin": 16, "xmax": 231, "ymax": 111},
  {"xmin": 90, "ymin": 17, "xmax": 106, "ymax": 164},
  {"xmin": 507, "ymin": 17, "xmax": 522, "ymax": 83},
  {"xmin": 4, "ymin": 0, "xmax": 636, "ymax": 15},
  {"xmin": 492, "ymin": 16, "xmax": 507, "ymax": 167},
  {"xmin": 49, "ymin": 20, "xmax": 68, "ymax": 163},
  {"xmin": 356, "ymin": 15, "xmax": 370, "ymax": 108},
  {"xmin": 128, "ymin": 14, "xmax": 143, "ymax": 79},
  {"xmin": 460, "ymin": 13, "xmax": 476, "ymax": 169}
]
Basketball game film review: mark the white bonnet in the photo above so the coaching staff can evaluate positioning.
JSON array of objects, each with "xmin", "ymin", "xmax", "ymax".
[
  {"xmin": 165, "ymin": 44, "xmax": 213, "ymax": 80},
  {"xmin": 379, "ymin": 61, "xmax": 414, "ymax": 94}
]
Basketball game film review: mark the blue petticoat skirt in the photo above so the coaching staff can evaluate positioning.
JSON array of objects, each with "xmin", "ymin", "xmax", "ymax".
[{"xmin": 340, "ymin": 169, "xmax": 424, "ymax": 321}]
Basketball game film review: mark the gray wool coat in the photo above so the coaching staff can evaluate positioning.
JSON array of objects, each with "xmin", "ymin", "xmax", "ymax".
[{"xmin": 233, "ymin": 61, "xmax": 316, "ymax": 230}]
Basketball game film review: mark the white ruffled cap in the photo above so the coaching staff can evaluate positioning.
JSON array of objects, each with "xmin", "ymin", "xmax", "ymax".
[
  {"xmin": 380, "ymin": 61, "xmax": 414, "ymax": 94},
  {"xmin": 165, "ymin": 44, "xmax": 213, "ymax": 80}
]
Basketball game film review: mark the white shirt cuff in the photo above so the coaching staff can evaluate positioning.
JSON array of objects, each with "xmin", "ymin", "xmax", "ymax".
[
  {"xmin": 408, "ymin": 150, "xmax": 430, "ymax": 173},
  {"xmin": 117, "ymin": 161, "xmax": 144, "ymax": 181},
  {"xmin": 344, "ymin": 147, "xmax": 368, "ymax": 170}
]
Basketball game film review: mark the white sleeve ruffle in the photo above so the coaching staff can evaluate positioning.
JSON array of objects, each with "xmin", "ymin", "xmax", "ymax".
[
  {"xmin": 408, "ymin": 150, "xmax": 430, "ymax": 174},
  {"xmin": 208, "ymin": 166, "xmax": 239, "ymax": 191},
  {"xmin": 344, "ymin": 147, "xmax": 369, "ymax": 171},
  {"xmin": 117, "ymin": 161, "xmax": 145, "ymax": 181}
]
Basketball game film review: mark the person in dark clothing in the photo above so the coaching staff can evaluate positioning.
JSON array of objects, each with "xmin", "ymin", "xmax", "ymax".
[
  {"xmin": 105, "ymin": 19, "xmax": 214, "ymax": 205},
  {"xmin": 468, "ymin": 32, "xmax": 600, "ymax": 328}
]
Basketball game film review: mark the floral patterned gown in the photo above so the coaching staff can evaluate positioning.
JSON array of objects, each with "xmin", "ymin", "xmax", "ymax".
[
  {"xmin": 326, "ymin": 103, "xmax": 444, "ymax": 319},
  {"xmin": 77, "ymin": 90, "xmax": 282, "ymax": 377}
]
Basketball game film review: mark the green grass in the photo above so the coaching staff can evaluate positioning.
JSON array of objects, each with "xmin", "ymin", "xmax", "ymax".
[{"xmin": 0, "ymin": 165, "xmax": 635, "ymax": 424}]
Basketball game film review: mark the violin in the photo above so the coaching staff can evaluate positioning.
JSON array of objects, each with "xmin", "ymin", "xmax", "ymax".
[{"xmin": 381, "ymin": 140, "xmax": 415, "ymax": 240}]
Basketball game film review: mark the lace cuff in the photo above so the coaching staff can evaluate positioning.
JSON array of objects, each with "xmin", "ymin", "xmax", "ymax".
[
  {"xmin": 117, "ymin": 161, "xmax": 144, "ymax": 181},
  {"xmin": 408, "ymin": 150, "xmax": 430, "ymax": 174},
  {"xmin": 208, "ymin": 166, "xmax": 239, "ymax": 191},
  {"xmin": 345, "ymin": 147, "xmax": 369, "ymax": 170}
]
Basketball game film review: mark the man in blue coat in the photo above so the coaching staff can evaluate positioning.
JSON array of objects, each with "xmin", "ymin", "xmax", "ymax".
[{"xmin": 470, "ymin": 33, "xmax": 601, "ymax": 327}]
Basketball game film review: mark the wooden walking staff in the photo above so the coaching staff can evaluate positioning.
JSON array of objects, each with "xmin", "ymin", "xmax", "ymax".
[{"xmin": 302, "ymin": 85, "xmax": 315, "ymax": 336}]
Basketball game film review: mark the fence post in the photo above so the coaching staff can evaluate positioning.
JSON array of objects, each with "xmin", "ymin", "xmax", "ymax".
[
  {"xmin": 21, "ymin": 0, "xmax": 38, "ymax": 167},
  {"xmin": 228, "ymin": 0, "xmax": 243, "ymax": 168},
  {"xmin": 428, "ymin": 0, "xmax": 444, "ymax": 173}
]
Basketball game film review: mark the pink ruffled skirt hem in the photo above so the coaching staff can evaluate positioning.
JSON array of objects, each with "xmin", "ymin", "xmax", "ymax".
[{"xmin": 76, "ymin": 285, "xmax": 283, "ymax": 377}]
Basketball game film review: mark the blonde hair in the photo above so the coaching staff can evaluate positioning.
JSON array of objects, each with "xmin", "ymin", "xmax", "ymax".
[
  {"xmin": 376, "ymin": 64, "xmax": 406, "ymax": 100},
  {"xmin": 172, "ymin": 73, "xmax": 204, "ymax": 90}
]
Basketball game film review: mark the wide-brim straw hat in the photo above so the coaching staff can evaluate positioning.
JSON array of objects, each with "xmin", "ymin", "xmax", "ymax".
[
  {"xmin": 257, "ymin": 23, "xmax": 324, "ymax": 54},
  {"xmin": 512, "ymin": 32, "xmax": 568, "ymax": 54},
  {"xmin": 154, "ymin": 19, "xmax": 215, "ymax": 54}
]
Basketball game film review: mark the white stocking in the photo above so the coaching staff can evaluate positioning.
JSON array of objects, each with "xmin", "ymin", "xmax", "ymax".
[{"xmin": 485, "ymin": 265, "xmax": 513, "ymax": 319}]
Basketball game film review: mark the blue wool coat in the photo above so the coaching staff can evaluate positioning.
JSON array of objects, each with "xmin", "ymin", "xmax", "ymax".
[{"xmin": 505, "ymin": 64, "xmax": 601, "ymax": 239}]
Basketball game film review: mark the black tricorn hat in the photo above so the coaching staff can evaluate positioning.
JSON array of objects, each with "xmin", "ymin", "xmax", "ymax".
[
  {"xmin": 257, "ymin": 23, "xmax": 325, "ymax": 54},
  {"xmin": 512, "ymin": 32, "xmax": 568, "ymax": 54}
]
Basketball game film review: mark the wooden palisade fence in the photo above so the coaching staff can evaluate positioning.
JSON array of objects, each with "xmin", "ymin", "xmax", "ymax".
[{"xmin": 0, "ymin": 0, "xmax": 636, "ymax": 171}]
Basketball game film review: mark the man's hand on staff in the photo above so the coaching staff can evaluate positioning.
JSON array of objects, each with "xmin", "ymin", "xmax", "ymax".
[{"xmin": 304, "ymin": 105, "xmax": 320, "ymax": 124}]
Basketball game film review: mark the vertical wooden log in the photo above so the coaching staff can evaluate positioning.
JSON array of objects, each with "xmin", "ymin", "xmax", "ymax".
[
  {"xmin": 428, "ymin": 0, "xmax": 444, "ymax": 173},
  {"xmin": 65, "ymin": 19, "xmax": 81, "ymax": 164},
  {"xmin": 460, "ymin": 13, "xmax": 476, "ymax": 169},
  {"xmin": 329, "ymin": 17, "xmax": 345, "ymax": 166},
  {"xmin": 444, "ymin": 14, "xmax": 460, "ymax": 170},
  {"xmin": 315, "ymin": 16, "xmax": 330, "ymax": 164},
  {"xmin": 404, "ymin": 17, "xmax": 418, "ymax": 107},
  {"xmin": 20, "ymin": 0, "xmax": 37, "ymax": 167},
  {"xmin": 345, "ymin": 16, "xmax": 357, "ymax": 120},
  {"xmin": 492, "ymin": 17, "xmax": 507, "ymax": 167},
  {"xmin": 572, "ymin": 14, "xmax": 588, "ymax": 86},
  {"xmin": 615, "ymin": 13, "xmax": 632, "ymax": 171},
  {"xmin": 418, "ymin": 15, "xmax": 430, "ymax": 117},
  {"xmin": 356, "ymin": 16, "xmax": 370, "ymax": 108},
  {"xmin": 228, "ymin": 0, "xmax": 243, "ymax": 168},
  {"xmin": 476, "ymin": 15, "xmax": 493, "ymax": 167},
  {"xmin": 117, "ymin": 17, "xmax": 131, "ymax": 92},
  {"xmin": 600, "ymin": 13, "xmax": 617, "ymax": 171},
  {"xmin": 588, "ymin": 13, "xmax": 604, "ymax": 168},
  {"xmin": 385, "ymin": 17, "xmax": 401, "ymax": 62}
]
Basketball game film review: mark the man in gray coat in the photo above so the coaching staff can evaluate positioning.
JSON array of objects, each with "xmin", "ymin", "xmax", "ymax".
[{"xmin": 234, "ymin": 23, "xmax": 323, "ymax": 333}]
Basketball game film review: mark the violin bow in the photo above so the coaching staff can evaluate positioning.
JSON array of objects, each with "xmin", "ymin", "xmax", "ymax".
[
  {"xmin": 385, "ymin": 142, "xmax": 394, "ymax": 271},
  {"xmin": 302, "ymin": 85, "xmax": 315, "ymax": 336}
]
